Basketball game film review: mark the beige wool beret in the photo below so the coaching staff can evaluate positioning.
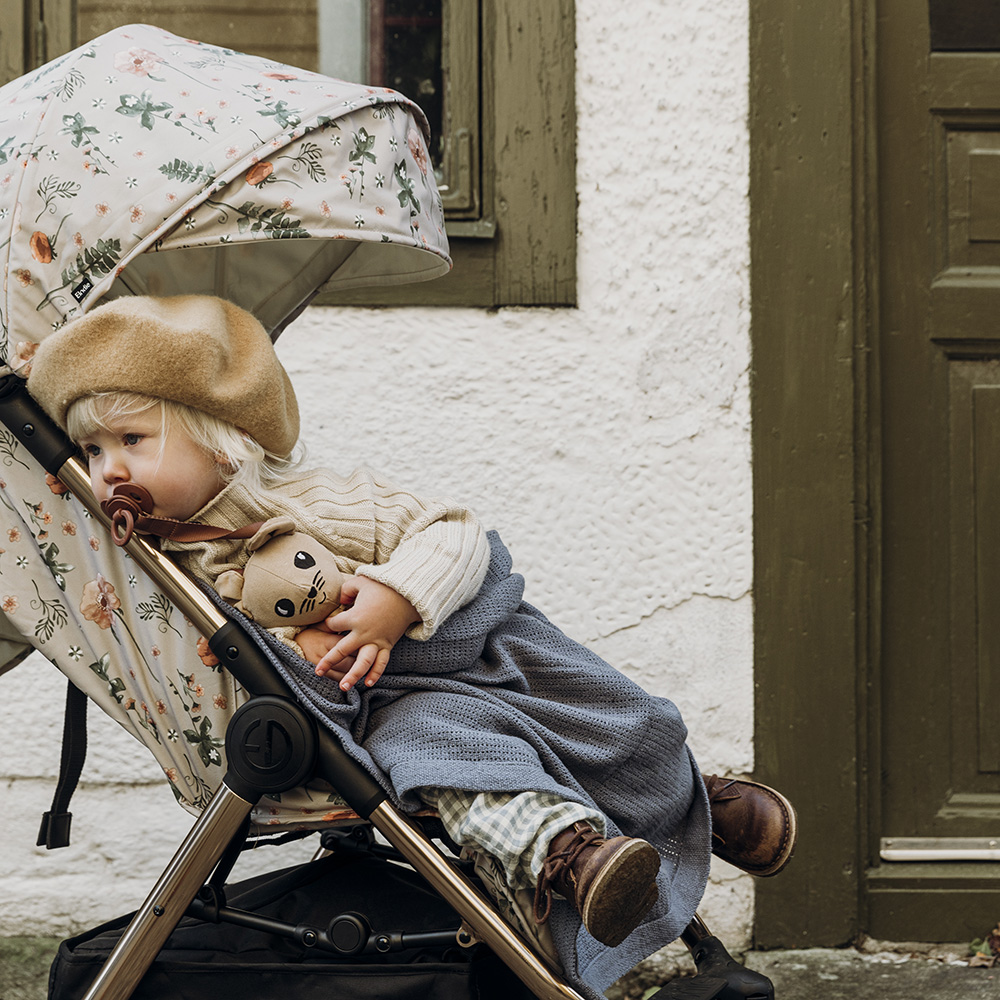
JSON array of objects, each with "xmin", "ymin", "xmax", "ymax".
[{"xmin": 27, "ymin": 295, "xmax": 300, "ymax": 456}]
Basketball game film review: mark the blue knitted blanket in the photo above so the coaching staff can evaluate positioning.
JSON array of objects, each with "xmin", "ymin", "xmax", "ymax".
[{"xmin": 222, "ymin": 531, "xmax": 711, "ymax": 997}]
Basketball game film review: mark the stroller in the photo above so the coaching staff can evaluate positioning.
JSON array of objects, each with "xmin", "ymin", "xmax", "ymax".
[{"xmin": 0, "ymin": 24, "xmax": 774, "ymax": 1000}]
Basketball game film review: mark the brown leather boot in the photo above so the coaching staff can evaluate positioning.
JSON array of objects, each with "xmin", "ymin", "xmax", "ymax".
[
  {"xmin": 704, "ymin": 775, "xmax": 797, "ymax": 877},
  {"xmin": 532, "ymin": 822, "xmax": 660, "ymax": 947}
]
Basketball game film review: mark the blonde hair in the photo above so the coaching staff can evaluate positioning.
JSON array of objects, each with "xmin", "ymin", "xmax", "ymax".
[{"xmin": 66, "ymin": 391, "xmax": 300, "ymax": 498}]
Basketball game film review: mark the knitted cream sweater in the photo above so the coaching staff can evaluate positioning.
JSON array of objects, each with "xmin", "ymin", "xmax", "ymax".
[{"xmin": 161, "ymin": 467, "xmax": 490, "ymax": 640}]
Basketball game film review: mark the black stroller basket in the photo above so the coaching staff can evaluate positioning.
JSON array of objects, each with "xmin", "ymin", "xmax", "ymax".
[{"xmin": 0, "ymin": 375, "xmax": 774, "ymax": 1000}]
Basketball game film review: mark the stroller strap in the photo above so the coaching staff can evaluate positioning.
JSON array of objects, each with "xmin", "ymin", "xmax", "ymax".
[
  {"xmin": 38, "ymin": 679, "xmax": 88, "ymax": 849},
  {"xmin": 100, "ymin": 483, "xmax": 262, "ymax": 546}
]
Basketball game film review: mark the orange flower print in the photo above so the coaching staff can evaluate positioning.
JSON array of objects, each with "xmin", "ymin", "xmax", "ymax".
[
  {"xmin": 213, "ymin": 694, "xmax": 227, "ymax": 710},
  {"xmin": 156, "ymin": 700, "xmax": 167, "ymax": 714},
  {"xmin": 42, "ymin": 512, "xmax": 52, "ymax": 525},
  {"xmin": 7, "ymin": 528, "xmax": 19, "ymax": 542},
  {"xmin": 152, "ymin": 645, "xmax": 161, "ymax": 657},
  {"xmin": 407, "ymin": 127, "xmax": 429, "ymax": 176},
  {"xmin": 196, "ymin": 635, "xmax": 219, "ymax": 667},
  {"xmin": 62, "ymin": 521, "xmax": 76, "ymax": 535},
  {"xmin": 13, "ymin": 269, "xmax": 33, "ymax": 286},
  {"xmin": 263, "ymin": 72, "xmax": 298, "ymax": 81},
  {"xmin": 89, "ymin": 536, "xmax": 100, "ymax": 551},
  {"xmin": 96, "ymin": 202, "xmax": 110, "ymax": 216},
  {"xmin": 130, "ymin": 205, "xmax": 144, "ymax": 223},
  {"xmin": 45, "ymin": 473, "xmax": 68, "ymax": 495},
  {"xmin": 321, "ymin": 200, "xmax": 332, "ymax": 218},
  {"xmin": 80, "ymin": 575, "xmax": 120, "ymax": 629},
  {"xmin": 246, "ymin": 161, "xmax": 273, "ymax": 186},
  {"xmin": 73, "ymin": 232, "xmax": 85, "ymax": 249},
  {"xmin": 164, "ymin": 767, "xmax": 179, "ymax": 783},
  {"xmin": 30, "ymin": 231, "xmax": 52, "ymax": 263},
  {"xmin": 194, "ymin": 684, "xmax": 205, "ymax": 698},
  {"xmin": 2, "ymin": 596, "xmax": 17, "ymax": 613}
]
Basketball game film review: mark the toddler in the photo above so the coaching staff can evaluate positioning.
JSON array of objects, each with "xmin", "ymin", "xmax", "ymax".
[{"xmin": 27, "ymin": 295, "xmax": 795, "ymax": 976}]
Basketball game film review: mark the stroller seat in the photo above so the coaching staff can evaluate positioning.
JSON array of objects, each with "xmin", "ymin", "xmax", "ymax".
[{"xmin": 0, "ymin": 24, "xmax": 776, "ymax": 1000}]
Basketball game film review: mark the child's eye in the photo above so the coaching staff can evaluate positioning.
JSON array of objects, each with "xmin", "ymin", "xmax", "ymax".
[
  {"xmin": 123, "ymin": 433, "xmax": 143, "ymax": 446},
  {"xmin": 81, "ymin": 443, "xmax": 101, "ymax": 459}
]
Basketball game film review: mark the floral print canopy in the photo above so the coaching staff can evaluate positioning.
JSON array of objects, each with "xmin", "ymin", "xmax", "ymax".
[
  {"xmin": 0, "ymin": 22, "xmax": 450, "ymax": 356},
  {"xmin": 0, "ymin": 25, "xmax": 450, "ymax": 828}
]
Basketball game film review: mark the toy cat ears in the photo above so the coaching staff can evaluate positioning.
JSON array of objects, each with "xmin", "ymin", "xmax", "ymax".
[
  {"xmin": 215, "ymin": 516, "xmax": 297, "ymax": 601},
  {"xmin": 247, "ymin": 516, "xmax": 297, "ymax": 553}
]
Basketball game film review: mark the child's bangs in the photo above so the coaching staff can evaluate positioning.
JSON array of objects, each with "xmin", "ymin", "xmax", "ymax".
[{"xmin": 66, "ymin": 392, "xmax": 164, "ymax": 440}]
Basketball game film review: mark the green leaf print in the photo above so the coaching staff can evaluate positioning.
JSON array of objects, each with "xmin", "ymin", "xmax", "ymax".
[
  {"xmin": 40, "ymin": 542, "xmax": 73, "ymax": 591},
  {"xmin": 393, "ymin": 160, "xmax": 421, "ymax": 213},
  {"xmin": 0, "ymin": 428, "xmax": 28, "ymax": 470},
  {"xmin": 30, "ymin": 579, "xmax": 66, "ymax": 643},
  {"xmin": 257, "ymin": 99, "xmax": 302, "ymax": 130},
  {"xmin": 158, "ymin": 158, "xmax": 216, "ymax": 184},
  {"xmin": 219, "ymin": 200, "xmax": 308, "ymax": 239},
  {"xmin": 88, "ymin": 652, "xmax": 126, "ymax": 704},
  {"xmin": 116, "ymin": 91, "xmax": 174, "ymax": 131},
  {"xmin": 280, "ymin": 142, "xmax": 325, "ymax": 183},
  {"xmin": 184, "ymin": 716, "xmax": 223, "ymax": 768},
  {"xmin": 59, "ymin": 237, "xmax": 122, "ymax": 289},
  {"xmin": 60, "ymin": 112, "xmax": 99, "ymax": 148},
  {"xmin": 53, "ymin": 69, "xmax": 86, "ymax": 103},
  {"xmin": 349, "ymin": 128, "xmax": 377, "ymax": 166},
  {"xmin": 136, "ymin": 592, "xmax": 181, "ymax": 636},
  {"xmin": 35, "ymin": 177, "xmax": 81, "ymax": 223},
  {"xmin": 37, "ymin": 238, "xmax": 122, "ymax": 313}
]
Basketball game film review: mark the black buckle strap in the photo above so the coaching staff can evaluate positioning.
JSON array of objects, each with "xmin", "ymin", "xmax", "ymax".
[{"xmin": 37, "ymin": 680, "xmax": 88, "ymax": 849}]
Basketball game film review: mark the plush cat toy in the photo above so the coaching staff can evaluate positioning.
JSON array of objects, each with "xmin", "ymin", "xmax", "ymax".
[{"xmin": 215, "ymin": 517, "xmax": 346, "ymax": 628}]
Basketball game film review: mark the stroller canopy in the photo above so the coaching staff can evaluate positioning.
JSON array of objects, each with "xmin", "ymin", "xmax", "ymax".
[
  {"xmin": 0, "ymin": 22, "xmax": 450, "ymax": 353},
  {"xmin": 0, "ymin": 24, "xmax": 451, "ymax": 826}
]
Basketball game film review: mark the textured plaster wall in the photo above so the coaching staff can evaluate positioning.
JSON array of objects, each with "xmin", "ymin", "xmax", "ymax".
[{"xmin": 0, "ymin": 0, "xmax": 753, "ymax": 959}]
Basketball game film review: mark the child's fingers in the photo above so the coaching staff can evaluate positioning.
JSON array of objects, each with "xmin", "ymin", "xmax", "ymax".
[
  {"xmin": 363, "ymin": 648, "xmax": 391, "ymax": 687},
  {"xmin": 314, "ymin": 652, "xmax": 356, "ymax": 678},
  {"xmin": 338, "ymin": 643, "xmax": 379, "ymax": 690}
]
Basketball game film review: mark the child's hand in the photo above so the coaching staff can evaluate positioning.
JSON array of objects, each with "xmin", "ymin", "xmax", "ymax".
[
  {"xmin": 296, "ymin": 624, "xmax": 356, "ymax": 678},
  {"xmin": 314, "ymin": 576, "xmax": 418, "ymax": 691}
]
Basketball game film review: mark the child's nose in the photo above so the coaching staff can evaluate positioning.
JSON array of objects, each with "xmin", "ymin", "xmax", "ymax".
[{"xmin": 102, "ymin": 453, "xmax": 130, "ymax": 484}]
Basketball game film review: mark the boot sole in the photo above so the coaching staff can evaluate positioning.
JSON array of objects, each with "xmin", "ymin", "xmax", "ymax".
[
  {"xmin": 754, "ymin": 782, "xmax": 797, "ymax": 876},
  {"xmin": 581, "ymin": 839, "xmax": 660, "ymax": 947}
]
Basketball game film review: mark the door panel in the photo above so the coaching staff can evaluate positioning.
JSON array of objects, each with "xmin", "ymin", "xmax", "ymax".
[{"xmin": 873, "ymin": 0, "xmax": 1000, "ymax": 937}]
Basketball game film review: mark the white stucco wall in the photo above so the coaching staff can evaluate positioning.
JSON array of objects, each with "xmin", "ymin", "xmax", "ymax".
[{"xmin": 0, "ymin": 0, "xmax": 753, "ymax": 963}]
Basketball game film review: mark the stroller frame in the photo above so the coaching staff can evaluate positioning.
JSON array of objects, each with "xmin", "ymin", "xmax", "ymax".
[{"xmin": 0, "ymin": 375, "xmax": 774, "ymax": 1000}]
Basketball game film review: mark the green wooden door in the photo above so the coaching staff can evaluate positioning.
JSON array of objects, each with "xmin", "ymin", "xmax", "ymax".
[{"xmin": 870, "ymin": 0, "xmax": 1000, "ymax": 939}]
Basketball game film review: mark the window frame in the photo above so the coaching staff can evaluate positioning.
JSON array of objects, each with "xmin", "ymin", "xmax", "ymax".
[{"xmin": 5, "ymin": 0, "xmax": 576, "ymax": 308}]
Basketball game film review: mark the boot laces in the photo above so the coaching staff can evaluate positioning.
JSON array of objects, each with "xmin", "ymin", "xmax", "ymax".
[
  {"xmin": 532, "ymin": 824, "xmax": 603, "ymax": 925},
  {"xmin": 705, "ymin": 775, "xmax": 741, "ymax": 846}
]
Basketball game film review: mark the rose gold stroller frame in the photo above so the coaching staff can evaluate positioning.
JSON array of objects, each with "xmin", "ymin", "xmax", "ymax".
[{"xmin": 0, "ymin": 378, "xmax": 774, "ymax": 1000}]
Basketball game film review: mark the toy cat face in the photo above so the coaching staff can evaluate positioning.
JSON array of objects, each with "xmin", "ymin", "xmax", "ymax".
[
  {"xmin": 215, "ymin": 518, "xmax": 345, "ymax": 629},
  {"xmin": 243, "ymin": 530, "xmax": 345, "ymax": 627}
]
